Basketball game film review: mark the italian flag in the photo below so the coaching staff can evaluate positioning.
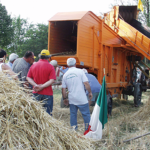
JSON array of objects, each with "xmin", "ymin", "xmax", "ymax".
[{"xmin": 84, "ymin": 76, "xmax": 108, "ymax": 140}]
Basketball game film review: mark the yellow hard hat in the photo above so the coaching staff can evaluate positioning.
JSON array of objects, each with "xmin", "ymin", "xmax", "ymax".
[{"xmin": 40, "ymin": 49, "xmax": 50, "ymax": 56}]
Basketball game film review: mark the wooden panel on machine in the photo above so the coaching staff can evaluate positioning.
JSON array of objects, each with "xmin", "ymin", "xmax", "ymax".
[{"xmin": 104, "ymin": 5, "xmax": 150, "ymax": 60}]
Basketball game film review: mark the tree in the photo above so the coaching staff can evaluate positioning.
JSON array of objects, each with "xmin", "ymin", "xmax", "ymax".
[
  {"xmin": 23, "ymin": 24, "xmax": 48, "ymax": 57},
  {"xmin": 7, "ymin": 16, "xmax": 48, "ymax": 57},
  {"xmin": 8, "ymin": 16, "xmax": 29, "ymax": 56},
  {"xmin": 141, "ymin": 0, "xmax": 150, "ymax": 26},
  {"xmin": 0, "ymin": 3, "xmax": 13, "ymax": 49}
]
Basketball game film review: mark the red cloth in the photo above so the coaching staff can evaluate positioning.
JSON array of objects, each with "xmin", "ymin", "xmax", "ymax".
[
  {"xmin": 84, "ymin": 125, "xmax": 92, "ymax": 135},
  {"xmin": 27, "ymin": 59, "xmax": 56, "ymax": 95}
]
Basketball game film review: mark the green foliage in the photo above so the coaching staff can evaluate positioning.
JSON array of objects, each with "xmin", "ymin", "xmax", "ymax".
[
  {"xmin": 8, "ymin": 17, "xmax": 48, "ymax": 57},
  {"xmin": 0, "ymin": 3, "xmax": 13, "ymax": 49},
  {"xmin": 8, "ymin": 16, "xmax": 29, "ymax": 56},
  {"xmin": 141, "ymin": 0, "xmax": 150, "ymax": 27},
  {"xmin": 0, "ymin": 3, "xmax": 48, "ymax": 57},
  {"xmin": 23, "ymin": 23, "xmax": 48, "ymax": 57}
]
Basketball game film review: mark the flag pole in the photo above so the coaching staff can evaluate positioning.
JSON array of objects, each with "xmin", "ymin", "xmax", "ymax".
[
  {"xmin": 104, "ymin": 68, "xmax": 109, "ymax": 139},
  {"xmin": 103, "ymin": 68, "xmax": 105, "ymax": 76}
]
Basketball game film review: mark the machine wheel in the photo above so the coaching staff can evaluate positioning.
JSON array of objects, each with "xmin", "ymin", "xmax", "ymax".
[
  {"xmin": 123, "ymin": 94, "xmax": 128, "ymax": 100},
  {"xmin": 134, "ymin": 83, "xmax": 142, "ymax": 106}
]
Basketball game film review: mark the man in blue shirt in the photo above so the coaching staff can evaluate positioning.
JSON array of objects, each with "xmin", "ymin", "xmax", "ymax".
[
  {"xmin": 59, "ymin": 66, "xmax": 69, "ymax": 81},
  {"xmin": 60, "ymin": 66, "xmax": 69, "ymax": 74},
  {"xmin": 82, "ymin": 69, "xmax": 101, "ymax": 106}
]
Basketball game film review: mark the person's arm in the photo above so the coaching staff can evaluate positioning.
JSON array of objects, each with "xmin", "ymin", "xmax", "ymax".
[
  {"xmin": 33, "ymin": 79, "xmax": 55, "ymax": 92},
  {"xmin": 84, "ymin": 81, "xmax": 93, "ymax": 101},
  {"xmin": 62, "ymin": 88, "xmax": 69, "ymax": 106},
  {"xmin": 56, "ymin": 67, "xmax": 59, "ymax": 76},
  {"xmin": 61, "ymin": 75, "xmax": 69, "ymax": 106},
  {"xmin": 26, "ymin": 77, "xmax": 37, "ymax": 87},
  {"xmin": 41, "ymin": 79, "xmax": 55, "ymax": 89},
  {"xmin": 62, "ymin": 88, "xmax": 67, "ymax": 99},
  {"xmin": 2, "ymin": 64, "xmax": 18, "ymax": 79}
]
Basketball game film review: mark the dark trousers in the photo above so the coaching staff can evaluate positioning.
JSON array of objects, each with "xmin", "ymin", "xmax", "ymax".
[{"xmin": 33, "ymin": 93, "xmax": 53, "ymax": 115}]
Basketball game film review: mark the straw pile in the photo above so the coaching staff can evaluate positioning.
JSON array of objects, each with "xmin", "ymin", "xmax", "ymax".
[{"xmin": 0, "ymin": 72, "xmax": 93, "ymax": 150}]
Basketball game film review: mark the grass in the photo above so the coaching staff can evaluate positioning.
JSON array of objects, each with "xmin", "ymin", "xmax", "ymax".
[{"xmin": 53, "ymin": 89, "xmax": 150, "ymax": 149}]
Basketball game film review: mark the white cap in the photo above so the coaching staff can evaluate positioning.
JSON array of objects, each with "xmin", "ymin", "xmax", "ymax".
[
  {"xmin": 67, "ymin": 58, "xmax": 76, "ymax": 66},
  {"xmin": 82, "ymin": 68, "xmax": 88, "ymax": 73},
  {"xmin": 50, "ymin": 60, "xmax": 58, "ymax": 67},
  {"xmin": 9, "ymin": 53, "xmax": 18, "ymax": 62}
]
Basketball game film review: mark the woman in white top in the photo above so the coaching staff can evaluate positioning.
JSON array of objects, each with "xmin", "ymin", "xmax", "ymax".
[{"xmin": 0, "ymin": 48, "xmax": 17, "ymax": 78}]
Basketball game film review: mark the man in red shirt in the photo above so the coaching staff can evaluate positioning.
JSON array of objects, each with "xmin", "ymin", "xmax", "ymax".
[{"xmin": 27, "ymin": 49, "xmax": 56, "ymax": 115}]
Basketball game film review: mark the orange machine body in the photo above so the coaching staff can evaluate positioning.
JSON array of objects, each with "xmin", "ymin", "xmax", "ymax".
[
  {"xmin": 104, "ymin": 6, "xmax": 150, "ymax": 60},
  {"xmin": 48, "ymin": 9, "xmax": 145, "ymax": 96}
]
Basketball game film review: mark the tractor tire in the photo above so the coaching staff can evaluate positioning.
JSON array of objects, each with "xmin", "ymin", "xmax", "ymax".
[{"xmin": 134, "ymin": 83, "xmax": 142, "ymax": 106}]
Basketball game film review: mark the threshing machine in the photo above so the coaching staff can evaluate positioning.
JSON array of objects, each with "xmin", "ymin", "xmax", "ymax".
[{"xmin": 48, "ymin": 6, "xmax": 150, "ymax": 106}]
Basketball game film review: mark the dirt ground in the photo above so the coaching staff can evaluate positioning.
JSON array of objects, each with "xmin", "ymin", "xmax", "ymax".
[{"xmin": 53, "ymin": 89, "xmax": 150, "ymax": 150}]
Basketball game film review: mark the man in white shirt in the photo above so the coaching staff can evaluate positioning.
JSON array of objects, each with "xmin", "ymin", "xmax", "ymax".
[{"xmin": 62, "ymin": 58, "xmax": 92, "ymax": 130}]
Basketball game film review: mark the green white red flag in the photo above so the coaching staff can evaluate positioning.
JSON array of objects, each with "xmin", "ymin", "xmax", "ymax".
[{"xmin": 84, "ymin": 76, "xmax": 108, "ymax": 140}]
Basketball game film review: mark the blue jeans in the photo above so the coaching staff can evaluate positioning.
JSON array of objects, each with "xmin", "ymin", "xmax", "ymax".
[
  {"xmin": 70, "ymin": 103, "xmax": 90, "ymax": 131},
  {"xmin": 33, "ymin": 93, "xmax": 53, "ymax": 115}
]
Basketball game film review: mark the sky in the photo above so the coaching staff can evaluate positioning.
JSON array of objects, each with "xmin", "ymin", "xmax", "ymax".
[{"xmin": 1, "ymin": 0, "xmax": 114, "ymax": 24}]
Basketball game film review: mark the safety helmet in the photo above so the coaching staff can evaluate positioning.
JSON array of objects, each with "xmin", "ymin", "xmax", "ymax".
[{"xmin": 40, "ymin": 49, "xmax": 50, "ymax": 57}]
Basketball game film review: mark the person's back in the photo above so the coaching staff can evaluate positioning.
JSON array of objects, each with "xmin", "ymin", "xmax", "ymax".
[
  {"xmin": 82, "ymin": 69, "xmax": 101, "ymax": 105},
  {"xmin": 63, "ymin": 67, "xmax": 88, "ymax": 105},
  {"xmin": 28, "ymin": 59, "xmax": 55, "ymax": 95},
  {"xmin": 12, "ymin": 51, "xmax": 35, "ymax": 82},
  {"xmin": 60, "ymin": 66, "xmax": 68, "ymax": 74},
  {"xmin": 27, "ymin": 49, "xmax": 56, "ymax": 115},
  {"xmin": 12, "ymin": 58, "xmax": 30, "ymax": 81},
  {"xmin": 85, "ymin": 73, "xmax": 101, "ymax": 94},
  {"xmin": 62, "ymin": 58, "xmax": 92, "ymax": 131}
]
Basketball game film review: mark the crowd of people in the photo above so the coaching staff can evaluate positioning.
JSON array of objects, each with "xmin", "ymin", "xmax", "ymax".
[{"xmin": 0, "ymin": 48, "xmax": 102, "ymax": 131}]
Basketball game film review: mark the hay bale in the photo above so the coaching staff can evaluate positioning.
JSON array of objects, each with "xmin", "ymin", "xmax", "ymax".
[{"xmin": 0, "ymin": 72, "xmax": 93, "ymax": 149}]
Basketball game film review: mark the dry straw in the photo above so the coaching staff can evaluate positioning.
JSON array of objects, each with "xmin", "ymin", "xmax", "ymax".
[
  {"xmin": 53, "ymin": 92, "xmax": 150, "ymax": 149},
  {"xmin": 0, "ymin": 72, "xmax": 93, "ymax": 150}
]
